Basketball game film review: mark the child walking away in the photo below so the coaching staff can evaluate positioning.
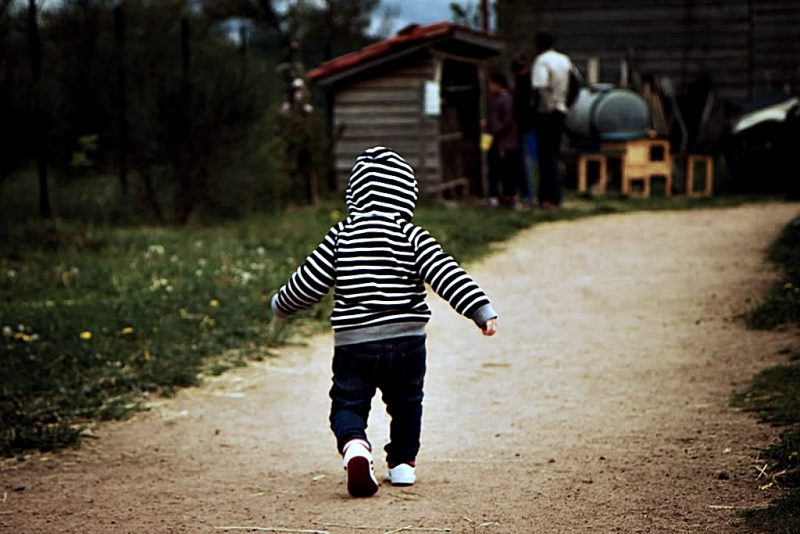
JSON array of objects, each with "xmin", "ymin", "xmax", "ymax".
[{"xmin": 271, "ymin": 146, "xmax": 498, "ymax": 497}]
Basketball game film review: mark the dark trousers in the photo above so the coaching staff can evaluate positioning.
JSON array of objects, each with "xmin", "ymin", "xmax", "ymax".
[
  {"xmin": 329, "ymin": 335, "xmax": 426, "ymax": 465},
  {"xmin": 519, "ymin": 130, "xmax": 538, "ymax": 202},
  {"xmin": 488, "ymin": 147, "xmax": 521, "ymax": 199},
  {"xmin": 535, "ymin": 111, "xmax": 566, "ymax": 206}
]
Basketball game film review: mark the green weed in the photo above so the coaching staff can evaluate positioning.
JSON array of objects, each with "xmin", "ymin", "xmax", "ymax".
[
  {"xmin": 732, "ymin": 367, "xmax": 800, "ymax": 489},
  {"xmin": 1, "ymin": 210, "xmax": 332, "ymax": 455},
  {"xmin": 741, "ymin": 490, "xmax": 800, "ymax": 534},
  {"xmin": 735, "ymin": 216, "xmax": 800, "ymax": 531},
  {"xmin": 747, "ymin": 219, "xmax": 800, "ymax": 329},
  {"xmin": 732, "ymin": 364, "xmax": 800, "ymax": 426}
]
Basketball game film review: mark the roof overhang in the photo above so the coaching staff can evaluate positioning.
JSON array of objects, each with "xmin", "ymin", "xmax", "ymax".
[{"xmin": 308, "ymin": 22, "xmax": 503, "ymax": 87}]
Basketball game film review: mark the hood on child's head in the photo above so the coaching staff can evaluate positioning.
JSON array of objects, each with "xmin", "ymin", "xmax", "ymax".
[{"xmin": 345, "ymin": 146, "xmax": 418, "ymax": 221}]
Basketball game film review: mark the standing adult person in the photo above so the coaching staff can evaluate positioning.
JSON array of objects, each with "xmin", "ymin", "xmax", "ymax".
[
  {"xmin": 511, "ymin": 53, "xmax": 535, "ymax": 206},
  {"xmin": 531, "ymin": 32, "xmax": 571, "ymax": 208},
  {"xmin": 485, "ymin": 71, "xmax": 520, "ymax": 208}
]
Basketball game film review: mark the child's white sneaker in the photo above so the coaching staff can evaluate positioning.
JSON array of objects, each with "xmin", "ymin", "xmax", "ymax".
[
  {"xmin": 342, "ymin": 439, "xmax": 378, "ymax": 497},
  {"xmin": 385, "ymin": 463, "xmax": 416, "ymax": 486}
]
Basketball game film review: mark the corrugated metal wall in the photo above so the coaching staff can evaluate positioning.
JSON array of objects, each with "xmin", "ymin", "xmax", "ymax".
[
  {"xmin": 332, "ymin": 57, "xmax": 441, "ymax": 193},
  {"xmin": 498, "ymin": 0, "xmax": 800, "ymax": 106}
]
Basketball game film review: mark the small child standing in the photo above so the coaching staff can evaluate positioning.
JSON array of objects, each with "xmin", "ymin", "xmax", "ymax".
[{"xmin": 271, "ymin": 146, "xmax": 498, "ymax": 497}]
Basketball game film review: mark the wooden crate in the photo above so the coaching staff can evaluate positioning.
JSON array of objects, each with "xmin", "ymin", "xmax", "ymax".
[
  {"xmin": 603, "ymin": 138, "xmax": 672, "ymax": 198},
  {"xmin": 577, "ymin": 153, "xmax": 608, "ymax": 195},
  {"xmin": 685, "ymin": 154, "xmax": 714, "ymax": 197}
]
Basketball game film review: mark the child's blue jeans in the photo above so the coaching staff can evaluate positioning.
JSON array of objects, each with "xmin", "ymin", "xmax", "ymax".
[{"xmin": 329, "ymin": 335, "xmax": 426, "ymax": 466}]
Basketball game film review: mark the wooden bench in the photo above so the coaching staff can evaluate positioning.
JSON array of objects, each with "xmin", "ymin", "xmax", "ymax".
[{"xmin": 431, "ymin": 177, "xmax": 470, "ymax": 199}]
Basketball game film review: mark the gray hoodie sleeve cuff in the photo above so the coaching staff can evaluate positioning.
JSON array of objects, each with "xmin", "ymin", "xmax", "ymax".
[
  {"xmin": 271, "ymin": 294, "xmax": 290, "ymax": 319},
  {"xmin": 472, "ymin": 303, "xmax": 498, "ymax": 328}
]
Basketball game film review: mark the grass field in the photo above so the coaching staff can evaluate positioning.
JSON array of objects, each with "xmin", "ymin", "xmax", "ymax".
[
  {"xmin": 1, "ymin": 208, "xmax": 334, "ymax": 454},
  {"xmin": 746, "ymin": 219, "xmax": 800, "ymax": 330},
  {"xmin": 735, "ymin": 215, "xmax": 800, "ymax": 533},
  {"xmin": 0, "ymin": 193, "xmax": 786, "ymax": 457}
]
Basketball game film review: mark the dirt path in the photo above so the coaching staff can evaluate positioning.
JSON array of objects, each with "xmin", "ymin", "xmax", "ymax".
[{"xmin": 3, "ymin": 203, "xmax": 800, "ymax": 534}]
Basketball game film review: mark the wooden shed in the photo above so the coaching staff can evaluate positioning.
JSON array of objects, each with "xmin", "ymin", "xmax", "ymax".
[{"xmin": 307, "ymin": 22, "xmax": 503, "ymax": 196}]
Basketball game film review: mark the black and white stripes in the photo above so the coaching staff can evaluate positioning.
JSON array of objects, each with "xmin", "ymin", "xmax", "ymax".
[
  {"xmin": 272, "ymin": 147, "xmax": 495, "ymax": 345},
  {"xmin": 345, "ymin": 146, "xmax": 419, "ymax": 222}
]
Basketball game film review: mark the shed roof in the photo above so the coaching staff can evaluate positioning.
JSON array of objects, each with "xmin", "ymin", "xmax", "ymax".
[{"xmin": 307, "ymin": 22, "xmax": 503, "ymax": 85}]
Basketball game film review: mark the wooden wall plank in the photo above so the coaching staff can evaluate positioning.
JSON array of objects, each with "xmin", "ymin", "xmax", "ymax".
[
  {"xmin": 330, "ymin": 55, "xmax": 444, "ymax": 193},
  {"xmin": 499, "ymin": 0, "xmax": 800, "ymax": 105}
]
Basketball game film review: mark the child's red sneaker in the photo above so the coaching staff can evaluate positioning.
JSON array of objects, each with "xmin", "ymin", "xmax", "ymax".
[{"xmin": 342, "ymin": 439, "xmax": 378, "ymax": 497}]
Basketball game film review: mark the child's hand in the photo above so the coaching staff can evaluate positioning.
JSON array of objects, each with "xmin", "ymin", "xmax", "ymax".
[
  {"xmin": 481, "ymin": 318, "xmax": 497, "ymax": 336},
  {"xmin": 270, "ymin": 294, "xmax": 289, "ymax": 320}
]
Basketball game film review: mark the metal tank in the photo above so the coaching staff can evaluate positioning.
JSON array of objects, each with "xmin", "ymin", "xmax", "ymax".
[{"xmin": 565, "ymin": 84, "xmax": 650, "ymax": 142}]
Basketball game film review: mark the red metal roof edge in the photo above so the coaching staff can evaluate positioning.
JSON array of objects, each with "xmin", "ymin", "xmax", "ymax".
[{"xmin": 307, "ymin": 21, "xmax": 500, "ymax": 82}]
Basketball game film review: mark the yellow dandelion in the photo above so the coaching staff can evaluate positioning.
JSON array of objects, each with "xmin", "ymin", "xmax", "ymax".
[
  {"xmin": 144, "ymin": 350, "xmax": 153, "ymax": 361},
  {"xmin": 209, "ymin": 299, "xmax": 220, "ymax": 308},
  {"xmin": 784, "ymin": 282, "xmax": 793, "ymax": 289},
  {"xmin": 121, "ymin": 327, "xmax": 135, "ymax": 335},
  {"xmin": 79, "ymin": 331, "xmax": 93, "ymax": 341},
  {"xmin": 14, "ymin": 332, "xmax": 32, "ymax": 342}
]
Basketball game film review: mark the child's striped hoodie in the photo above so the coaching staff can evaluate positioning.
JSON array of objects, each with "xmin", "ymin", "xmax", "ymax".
[{"xmin": 271, "ymin": 146, "xmax": 497, "ymax": 346}]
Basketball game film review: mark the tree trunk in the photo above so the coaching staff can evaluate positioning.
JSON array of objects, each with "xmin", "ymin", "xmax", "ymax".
[
  {"xmin": 28, "ymin": 0, "xmax": 51, "ymax": 220},
  {"xmin": 138, "ymin": 164, "xmax": 164, "ymax": 223},
  {"xmin": 175, "ymin": 16, "xmax": 194, "ymax": 224},
  {"xmin": 114, "ymin": 5, "xmax": 129, "ymax": 200}
]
